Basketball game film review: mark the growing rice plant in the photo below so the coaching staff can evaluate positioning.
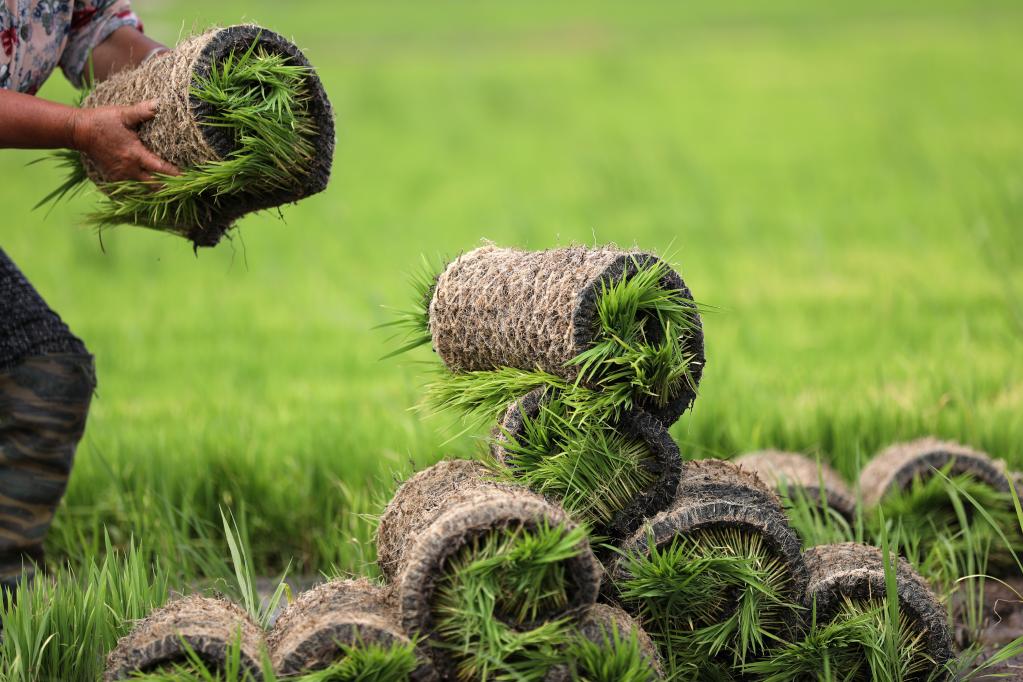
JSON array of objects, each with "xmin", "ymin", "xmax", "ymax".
[
  {"xmin": 430, "ymin": 522, "xmax": 587, "ymax": 681},
  {"xmin": 616, "ymin": 527, "xmax": 799, "ymax": 675},
  {"xmin": 876, "ymin": 468, "xmax": 1023, "ymax": 570}
]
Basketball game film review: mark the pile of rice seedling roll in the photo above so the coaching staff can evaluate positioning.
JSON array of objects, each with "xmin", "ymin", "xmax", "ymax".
[{"xmin": 44, "ymin": 25, "xmax": 334, "ymax": 247}]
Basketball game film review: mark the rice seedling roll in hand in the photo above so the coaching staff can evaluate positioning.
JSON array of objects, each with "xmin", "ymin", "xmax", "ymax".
[
  {"xmin": 801, "ymin": 542, "xmax": 953, "ymax": 676},
  {"xmin": 376, "ymin": 459, "xmax": 601, "ymax": 680},
  {"xmin": 491, "ymin": 388, "xmax": 682, "ymax": 541},
  {"xmin": 545, "ymin": 604, "xmax": 664, "ymax": 682},
  {"xmin": 412, "ymin": 245, "xmax": 705, "ymax": 426},
  {"xmin": 735, "ymin": 450, "xmax": 856, "ymax": 522},
  {"xmin": 610, "ymin": 459, "xmax": 808, "ymax": 672},
  {"xmin": 104, "ymin": 595, "xmax": 266, "ymax": 680},
  {"xmin": 67, "ymin": 24, "xmax": 334, "ymax": 247},
  {"xmin": 267, "ymin": 578, "xmax": 437, "ymax": 680}
]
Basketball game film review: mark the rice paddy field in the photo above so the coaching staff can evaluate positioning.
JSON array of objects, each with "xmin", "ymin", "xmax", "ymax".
[{"xmin": 2, "ymin": 0, "xmax": 1023, "ymax": 679}]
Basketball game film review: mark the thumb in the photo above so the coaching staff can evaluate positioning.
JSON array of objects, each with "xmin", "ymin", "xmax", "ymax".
[{"xmin": 121, "ymin": 100, "xmax": 159, "ymax": 128}]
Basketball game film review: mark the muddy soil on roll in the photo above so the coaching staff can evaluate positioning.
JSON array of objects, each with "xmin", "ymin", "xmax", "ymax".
[
  {"xmin": 735, "ymin": 450, "xmax": 856, "ymax": 521},
  {"xmin": 428, "ymin": 246, "xmax": 705, "ymax": 424},
  {"xmin": 859, "ymin": 437, "xmax": 1010, "ymax": 507},
  {"xmin": 375, "ymin": 459, "xmax": 601, "ymax": 637},
  {"xmin": 803, "ymin": 542, "xmax": 953, "ymax": 670},
  {"xmin": 82, "ymin": 24, "xmax": 334, "ymax": 246},
  {"xmin": 491, "ymin": 388, "xmax": 682, "ymax": 540},
  {"xmin": 104, "ymin": 594, "xmax": 265, "ymax": 681},
  {"xmin": 268, "ymin": 578, "xmax": 437, "ymax": 680}
]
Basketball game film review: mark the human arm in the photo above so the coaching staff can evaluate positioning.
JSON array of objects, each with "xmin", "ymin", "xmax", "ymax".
[{"xmin": 0, "ymin": 89, "xmax": 177, "ymax": 182}]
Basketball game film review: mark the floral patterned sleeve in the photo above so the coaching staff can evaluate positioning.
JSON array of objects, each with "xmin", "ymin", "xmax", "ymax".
[{"xmin": 59, "ymin": 0, "xmax": 140, "ymax": 88}]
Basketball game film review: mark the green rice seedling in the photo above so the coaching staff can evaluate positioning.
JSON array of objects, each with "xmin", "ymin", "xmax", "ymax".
[
  {"xmin": 742, "ymin": 597, "xmax": 933, "ymax": 682},
  {"xmin": 563, "ymin": 627, "xmax": 659, "ymax": 682},
  {"xmin": 125, "ymin": 633, "xmax": 259, "ymax": 681},
  {"xmin": 0, "ymin": 538, "xmax": 174, "ymax": 682},
  {"xmin": 496, "ymin": 395, "xmax": 657, "ymax": 532},
  {"xmin": 616, "ymin": 527, "xmax": 799, "ymax": 676},
  {"xmin": 45, "ymin": 39, "xmax": 316, "ymax": 234},
  {"xmin": 874, "ymin": 467, "xmax": 1023, "ymax": 570},
  {"xmin": 430, "ymin": 522, "xmax": 587, "ymax": 681},
  {"xmin": 394, "ymin": 255, "xmax": 701, "ymax": 426}
]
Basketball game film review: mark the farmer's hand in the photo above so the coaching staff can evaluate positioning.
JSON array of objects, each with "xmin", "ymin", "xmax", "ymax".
[{"xmin": 70, "ymin": 100, "xmax": 179, "ymax": 183}]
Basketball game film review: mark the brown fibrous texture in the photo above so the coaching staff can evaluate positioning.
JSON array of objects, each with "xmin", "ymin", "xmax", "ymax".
[
  {"xmin": 611, "ymin": 459, "xmax": 808, "ymax": 632},
  {"xmin": 428, "ymin": 245, "xmax": 705, "ymax": 425},
  {"xmin": 734, "ymin": 450, "xmax": 856, "ymax": 521},
  {"xmin": 267, "ymin": 578, "xmax": 438, "ymax": 680},
  {"xmin": 490, "ymin": 388, "xmax": 682, "ymax": 540},
  {"xmin": 803, "ymin": 542, "xmax": 954, "ymax": 671},
  {"xmin": 859, "ymin": 437, "xmax": 1011, "ymax": 508},
  {"xmin": 104, "ymin": 594, "xmax": 265, "ymax": 681},
  {"xmin": 81, "ymin": 24, "xmax": 335, "ymax": 247},
  {"xmin": 544, "ymin": 603, "xmax": 664, "ymax": 681},
  {"xmin": 376, "ymin": 459, "xmax": 601, "ymax": 640}
]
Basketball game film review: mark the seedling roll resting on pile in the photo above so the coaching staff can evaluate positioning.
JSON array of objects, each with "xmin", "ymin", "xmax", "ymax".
[{"xmin": 43, "ymin": 24, "xmax": 335, "ymax": 247}]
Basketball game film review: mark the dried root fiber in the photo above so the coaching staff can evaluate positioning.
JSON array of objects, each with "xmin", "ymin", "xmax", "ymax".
[
  {"xmin": 545, "ymin": 604, "xmax": 664, "ymax": 682},
  {"xmin": 735, "ymin": 450, "xmax": 856, "ymax": 521},
  {"xmin": 427, "ymin": 245, "xmax": 705, "ymax": 425},
  {"xmin": 376, "ymin": 459, "xmax": 601, "ymax": 679},
  {"xmin": 803, "ymin": 542, "xmax": 954, "ymax": 675},
  {"xmin": 72, "ymin": 24, "xmax": 334, "ymax": 247},
  {"xmin": 491, "ymin": 388, "xmax": 682, "ymax": 541},
  {"xmin": 267, "ymin": 578, "xmax": 437, "ymax": 680},
  {"xmin": 611, "ymin": 459, "xmax": 808, "ymax": 670},
  {"xmin": 859, "ymin": 437, "xmax": 1011, "ymax": 507},
  {"xmin": 104, "ymin": 594, "xmax": 265, "ymax": 680}
]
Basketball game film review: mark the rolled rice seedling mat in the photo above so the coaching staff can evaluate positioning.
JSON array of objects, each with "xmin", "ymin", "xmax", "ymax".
[
  {"xmin": 267, "ymin": 578, "xmax": 438, "ymax": 680},
  {"xmin": 802, "ymin": 542, "xmax": 954, "ymax": 676},
  {"xmin": 545, "ymin": 604, "xmax": 664, "ymax": 682},
  {"xmin": 859, "ymin": 437, "xmax": 1011, "ymax": 508},
  {"xmin": 415, "ymin": 245, "xmax": 706, "ymax": 426},
  {"xmin": 734, "ymin": 450, "xmax": 856, "ymax": 522},
  {"xmin": 71, "ymin": 24, "xmax": 334, "ymax": 247},
  {"xmin": 375, "ymin": 459, "xmax": 601, "ymax": 678},
  {"xmin": 491, "ymin": 387, "xmax": 682, "ymax": 541},
  {"xmin": 104, "ymin": 594, "xmax": 265, "ymax": 680},
  {"xmin": 609, "ymin": 459, "xmax": 808, "ymax": 670}
]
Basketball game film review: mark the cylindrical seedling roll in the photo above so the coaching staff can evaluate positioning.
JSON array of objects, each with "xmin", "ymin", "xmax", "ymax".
[
  {"xmin": 803, "ymin": 542, "xmax": 953, "ymax": 672},
  {"xmin": 268, "ymin": 578, "xmax": 437, "ymax": 680},
  {"xmin": 545, "ymin": 604, "xmax": 663, "ymax": 682},
  {"xmin": 376, "ymin": 459, "xmax": 602, "ymax": 678},
  {"xmin": 104, "ymin": 595, "xmax": 265, "ymax": 680},
  {"xmin": 859, "ymin": 437, "xmax": 1011, "ymax": 507},
  {"xmin": 80, "ymin": 24, "xmax": 334, "ymax": 246},
  {"xmin": 734, "ymin": 450, "xmax": 856, "ymax": 521},
  {"xmin": 428, "ymin": 245, "xmax": 705, "ymax": 425},
  {"xmin": 491, "ymin": 388, "xmax": 682, "ymax": 540},
  {"xmin": 610, "ymin": 459, "xmax": 808, "ymax": 669}
]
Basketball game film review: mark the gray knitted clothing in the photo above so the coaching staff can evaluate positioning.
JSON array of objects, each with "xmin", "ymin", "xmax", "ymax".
[{"xmin": 0, "ymin": 248, "xmax": 88, "ymax": 370}]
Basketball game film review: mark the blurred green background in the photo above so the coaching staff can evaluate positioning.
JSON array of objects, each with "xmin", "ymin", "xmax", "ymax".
[{"xmin": 2, "ymin": 0, "xmax": 1021, "ymax": 575}]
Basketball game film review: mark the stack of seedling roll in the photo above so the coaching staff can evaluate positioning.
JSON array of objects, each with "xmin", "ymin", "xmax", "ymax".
[
  {"xmin": 375, "ymin": 458, "xmax": 663, "ymax": 680},
  {"xmin": 391, "ymin": 245, "xmax": 705, "ymax": 539},
  {"xmin": 48, "ymin": 24, "xmax": 335, "ymax": 247}
]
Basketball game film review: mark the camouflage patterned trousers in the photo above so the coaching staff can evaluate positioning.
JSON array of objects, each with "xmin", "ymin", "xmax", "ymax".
[{"xmin": 0, "ymin": 249, "xmax": 95, "ymax": 597}]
